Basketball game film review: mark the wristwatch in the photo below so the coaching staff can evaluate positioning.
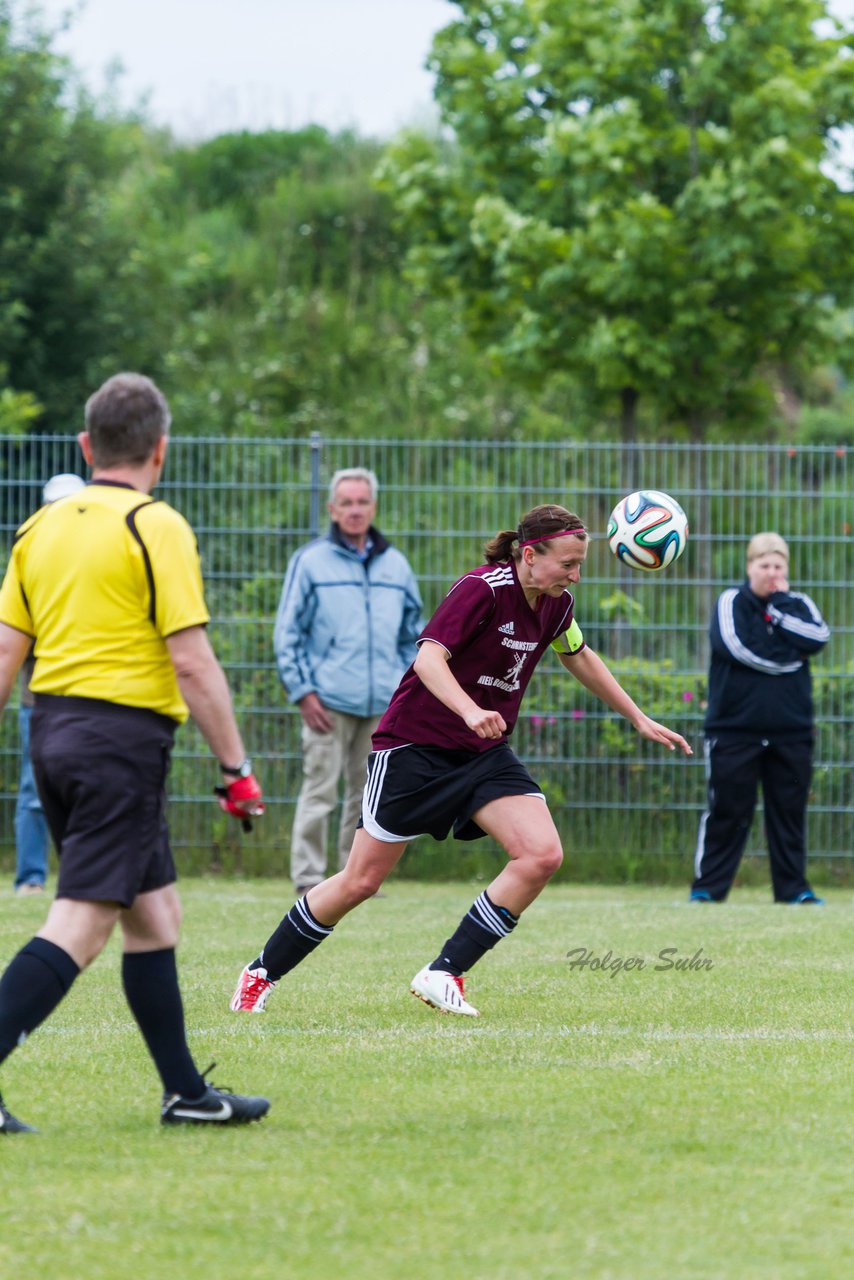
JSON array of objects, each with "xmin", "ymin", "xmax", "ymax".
[{"xmin": 220, "ymin": 757, "xmax": 253, "ymax": 778}]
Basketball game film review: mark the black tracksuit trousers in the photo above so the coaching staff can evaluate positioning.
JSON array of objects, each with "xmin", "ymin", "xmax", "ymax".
[{"xmin": 691, "ymin": 733, "xmax": 814, "ymax": 902}]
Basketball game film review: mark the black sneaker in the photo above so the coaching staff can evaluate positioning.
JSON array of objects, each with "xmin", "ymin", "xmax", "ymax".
[
  {"xmin": 0, "ymin": 1093, "xmax": 37, "ymax": 1134},
  {"xmin": 161, "ymin": 1065, "xmax": 269, "ymax": 1126}
]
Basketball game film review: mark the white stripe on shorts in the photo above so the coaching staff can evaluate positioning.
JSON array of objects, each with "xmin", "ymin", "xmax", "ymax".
[{"xmin": 362, "ymin": 748, "xmax": 413, "ymax": 843}]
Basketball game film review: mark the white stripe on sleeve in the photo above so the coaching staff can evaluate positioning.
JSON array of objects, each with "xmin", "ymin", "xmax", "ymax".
[{"xmin": 717, "ymin": 589, "xmax": 802, "ymax": 674}]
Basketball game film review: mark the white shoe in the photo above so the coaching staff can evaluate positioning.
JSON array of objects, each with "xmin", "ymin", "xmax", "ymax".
[
  {"xmin": 14, "ymin": 883, "xmax": 45, "ymax": 897},
  {"xmin": 230, "ymin": 964, "xmax": 276, "ymax": 1013},
  {"xmin": 410, "ymin": 966, "xmax": 479, "ymax": 1017}
]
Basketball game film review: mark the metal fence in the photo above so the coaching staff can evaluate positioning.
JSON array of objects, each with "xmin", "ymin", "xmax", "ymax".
[{"xmin": 0, "ymin": 434, "xmax": 851, "ymax": 877}]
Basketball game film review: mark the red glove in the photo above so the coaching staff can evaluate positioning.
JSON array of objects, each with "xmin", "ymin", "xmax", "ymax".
[{"xmin": 214, "ymin": 773, "xmax": 264, "ymax": 832}]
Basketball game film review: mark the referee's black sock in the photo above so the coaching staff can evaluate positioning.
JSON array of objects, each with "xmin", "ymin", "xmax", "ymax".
[
  {"xmin": 253, "ymin": 896, "xmax": 335, "ymax": 982},
  {"xmin": 0, "ymin": 937, "xmax": 80, "ymax": 1065},
  {"xmin": 122, "ymin": 949, "xmax": 205, "ymax": 1099},
  {"xmin": 429, "ymin": 890, "xmax": 519, "ymax": 976}
]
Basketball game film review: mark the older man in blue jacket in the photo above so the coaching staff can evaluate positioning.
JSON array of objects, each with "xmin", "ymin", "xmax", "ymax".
[{"xmin": 275, "ymin": 468, "xmax": 423, "ymax": 894}]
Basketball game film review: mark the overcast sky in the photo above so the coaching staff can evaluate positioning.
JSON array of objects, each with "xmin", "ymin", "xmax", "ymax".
[
  {"xmin": 35, "ymin": 0, "xmax": 457, "ymax": 140},
  {"xmin": 33, "ymin": 0, "xmax": 854, "ymax": 143}
]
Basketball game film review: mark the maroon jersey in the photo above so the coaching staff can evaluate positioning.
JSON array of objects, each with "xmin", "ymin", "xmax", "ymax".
[{"xmin": 373, "ymin": 558, "xmax": 582, "ymax": 753}]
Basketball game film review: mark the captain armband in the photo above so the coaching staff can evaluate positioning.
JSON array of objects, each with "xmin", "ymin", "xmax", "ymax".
[{"xmin": 550, "ymin": 619, "xmax": 585, "ymax": 655}]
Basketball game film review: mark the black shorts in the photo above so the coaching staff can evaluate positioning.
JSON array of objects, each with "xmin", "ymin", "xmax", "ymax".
[
  {"xmin": 31, "ymin": 695, "xmax": 178, "ymax": 907},
  {"xmin": 359, "ymin": 742, "xmax": 545, "ymax": 843}
]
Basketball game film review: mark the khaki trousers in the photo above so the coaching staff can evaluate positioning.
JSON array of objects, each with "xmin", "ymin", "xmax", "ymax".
[{"xmin": 290, "ymin": 710, "xmax": 380, "ymax": 890}]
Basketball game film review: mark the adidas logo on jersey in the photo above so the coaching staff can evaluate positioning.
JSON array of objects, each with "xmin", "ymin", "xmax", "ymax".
[{"xmin": 498, "ymin": 621, "xmax": 515, "ymax": 635}]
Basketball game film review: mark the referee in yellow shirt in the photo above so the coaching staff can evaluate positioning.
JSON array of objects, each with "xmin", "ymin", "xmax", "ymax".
[{"xmin": 0, "ymin": 372, "xmax": 269, "ymax": 1132}]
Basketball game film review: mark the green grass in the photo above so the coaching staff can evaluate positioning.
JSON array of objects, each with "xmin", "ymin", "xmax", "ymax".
[{"xmin": 1, "ymin": 881, "xmax": 852, "ymax": 1280}]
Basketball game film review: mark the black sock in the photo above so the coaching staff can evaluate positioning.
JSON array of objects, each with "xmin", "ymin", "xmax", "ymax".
[
  {"xmin": 255, "ymin": 896, "xmax": 335, "ymax": 982},
  {"xmin": 0, "ymin": 937, "xmax": 80, "ymax": 1064},
  {"xmin": 429, "ymin": 891, "xmax": 519, "ymax": 976},
  {"xmin": 122, "ymin": 949, "xmax": 205, "ymax": 1098}
]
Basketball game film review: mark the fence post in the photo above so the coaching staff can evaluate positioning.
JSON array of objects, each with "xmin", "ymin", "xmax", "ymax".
[{"xmin": 309, "ymin": 432, "xmax": 323, "ymax": 536}]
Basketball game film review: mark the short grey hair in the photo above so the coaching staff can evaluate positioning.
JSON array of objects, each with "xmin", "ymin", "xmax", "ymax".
[
  {"xmin": 43, "ymin": 473, "xmax": 86, "ymax": 504},
  {"xmin": 328, "ymin": 467, "xmax": 378, "ymax": 502},
  {"xmin": 84, "ymin": 372, "xmax": 171, "ymax": 467}
]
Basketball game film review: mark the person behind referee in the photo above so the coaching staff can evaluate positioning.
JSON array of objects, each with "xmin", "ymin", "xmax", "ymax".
[{"xmin": 0, "ymin": 372, "xmax": 268, "ymax": 1133}]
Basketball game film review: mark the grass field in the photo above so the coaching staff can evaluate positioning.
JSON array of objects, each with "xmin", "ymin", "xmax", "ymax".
[{"xmin": 1, "ymin": 880, "xmax": 851, "ymax": 1280}]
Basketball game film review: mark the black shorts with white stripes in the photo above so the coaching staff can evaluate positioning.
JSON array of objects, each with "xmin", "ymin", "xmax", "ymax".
[{"xmin": 359, "ymin": 742, "xmax": 545, "ymax": 843}]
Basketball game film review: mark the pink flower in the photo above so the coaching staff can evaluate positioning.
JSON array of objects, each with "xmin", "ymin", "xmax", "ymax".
[
  {"xmin": 571, "ymin": 710, "xmax": 585, "ymax": 720},
  {"xmin": 682, "ymin": 691, "xmax": 694, "ymax": 702},
  {"xmin": 530, "ymin": 715, "xmax": 544, "ymax": 731}
]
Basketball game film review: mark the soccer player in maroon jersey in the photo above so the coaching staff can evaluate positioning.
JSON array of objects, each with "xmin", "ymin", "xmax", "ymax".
[{"xmin": 231, "ymin": 504, "xmax": 692, "ymax": 1017}]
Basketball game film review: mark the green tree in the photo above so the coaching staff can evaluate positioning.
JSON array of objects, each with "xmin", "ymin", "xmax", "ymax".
[
  {"xmin": 379, "ymin": 0, "xmax": 854, "ymax": 440},
  {"xmin": 106, "ymin": 124, "xmax": 562, "ymax": 442},
  {"xmin": 0, "ymin": 2, "xmax": 154, "ymax": 425}
]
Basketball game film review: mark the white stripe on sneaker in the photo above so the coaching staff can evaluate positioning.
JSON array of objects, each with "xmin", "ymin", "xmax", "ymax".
[{"xmin": 169, "ymin": 1099, "xmax": 234, "ymax": 1122}]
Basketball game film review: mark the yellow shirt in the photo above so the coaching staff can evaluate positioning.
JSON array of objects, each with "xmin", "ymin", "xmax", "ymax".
[{"xmin": 0, "ymin": 481, "xmax": 210, "ymax": 722}]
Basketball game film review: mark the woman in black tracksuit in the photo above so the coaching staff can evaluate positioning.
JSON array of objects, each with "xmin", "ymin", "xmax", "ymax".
[{"xmin": 691, "ymin": 532, "xmax": 830, "ymax": 904}]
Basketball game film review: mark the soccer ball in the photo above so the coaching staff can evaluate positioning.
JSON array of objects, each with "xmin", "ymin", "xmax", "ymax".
[{"xmin": 607, "ymin": 490, "xmax": 688, "ymax": 572}]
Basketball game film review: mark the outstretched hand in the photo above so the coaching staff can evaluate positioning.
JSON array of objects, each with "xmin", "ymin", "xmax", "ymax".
[{"xmin": 633, "ymin": 714, "xmax": 693, "ymax": 755}]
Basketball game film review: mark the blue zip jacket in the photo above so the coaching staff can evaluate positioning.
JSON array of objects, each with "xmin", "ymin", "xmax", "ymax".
[
  {"xmin": 274, "ymin": 524, "xmax": 423, "ymax": 718},
  {"xmin": 704, "ymin": 580, "xmax": 830, "ymax": 737}
]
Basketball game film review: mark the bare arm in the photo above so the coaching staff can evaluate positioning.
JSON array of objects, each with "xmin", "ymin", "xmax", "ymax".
[
  {"xmin": 560, "ymin": 646, "xmax": 692, "ymax": 755},
  {"xmin": 0, "ymin": 623, "xmax": 34, "ymax": 712},
  {"xmin": 413, "ymin": 640, "xmax": 507, "ymax": 740},
  {"xmin": 166, "ymin": 626, "xmax": 249, "ymax": 776}
]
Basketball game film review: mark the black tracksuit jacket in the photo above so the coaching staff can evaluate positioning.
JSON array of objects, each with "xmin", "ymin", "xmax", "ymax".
[{"xmin": 704, "ymin": 581, "xmax": 830, "ymax": 738}]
